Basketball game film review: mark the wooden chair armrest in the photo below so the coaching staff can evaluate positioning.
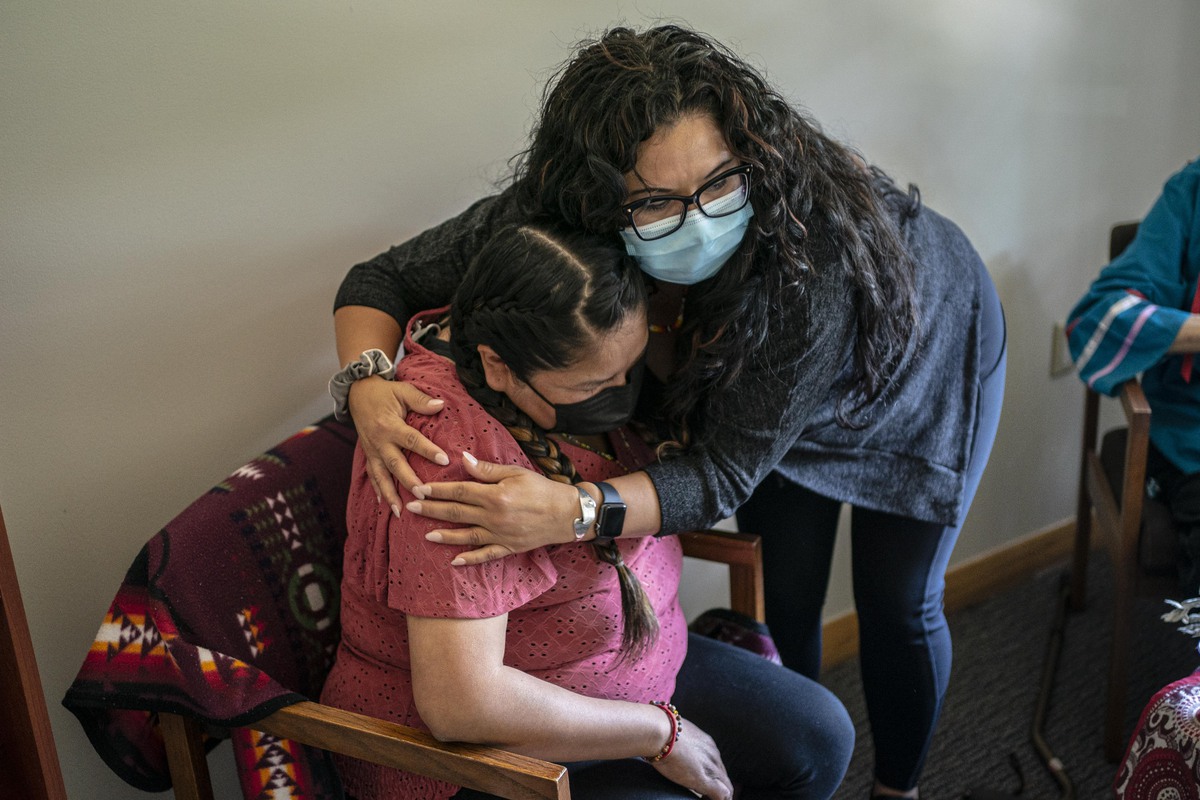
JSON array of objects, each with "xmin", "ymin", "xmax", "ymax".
[
  {"xmin": 677, "ymin": 528, "xmax": 759, "ymax": 564},
  {"xmin": 1118, "ymin": 379, "xmax": 1151, "ymax": 424},
  {"xmin": 258, "ymin": 702, "xmax": 568, "ymax": 800},
  {"xmin": 677, "ymin": 529, "xmax": 765, "ymax": 622},
  {"xmin": 161, "ymin": 702, "xmax": 569, "ymax": 800}
]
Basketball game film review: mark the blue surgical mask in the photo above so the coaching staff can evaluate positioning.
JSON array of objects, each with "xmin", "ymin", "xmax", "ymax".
[{"xmin": 619, "ymin": 193, "xmax": 754, "ymax": 285}]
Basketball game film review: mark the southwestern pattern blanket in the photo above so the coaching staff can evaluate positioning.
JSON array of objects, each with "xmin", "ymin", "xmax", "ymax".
[{"xmin": 63, "ymin": 416, "xmax": 356, "ymax": 799}]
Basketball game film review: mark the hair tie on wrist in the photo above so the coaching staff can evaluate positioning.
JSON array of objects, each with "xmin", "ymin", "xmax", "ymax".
[
  {"xmin": 328, "ymin": 348, "xmax": 398, "ymax": 421},
  {"xmin": 643, "ymin": 701, "xmax": 681, "ymax": 762}
]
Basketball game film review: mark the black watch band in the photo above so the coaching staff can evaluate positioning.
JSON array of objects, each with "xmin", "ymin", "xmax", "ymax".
[{"xmin": 592, "ymin": 481, "xmax": 627, "ymax": 544}]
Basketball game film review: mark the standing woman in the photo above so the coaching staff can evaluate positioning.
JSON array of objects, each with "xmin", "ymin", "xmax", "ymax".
[
  {"xmin": 324, "ymin": 221, "xmax": 854, "ymax": 800},
  {"xmin": 331, "ymin": 26, "xmax": 1006, "ymax": 799}
]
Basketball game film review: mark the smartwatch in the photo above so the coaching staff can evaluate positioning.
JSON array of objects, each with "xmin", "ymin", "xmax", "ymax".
[
  {"xmin": 592, "ymin": 481, "xmax": 627, "ymax": 544},
  {"xmin": 573, "ymin": 486, "xmax": 597, "ymax": 541}
]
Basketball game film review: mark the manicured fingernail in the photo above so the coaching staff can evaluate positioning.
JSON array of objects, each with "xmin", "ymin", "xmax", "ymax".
[
  {"xmin": 463, "ymin": 451, "xmax": 478, "ymax": 466},
  {"xmin": 425, "ymin": 531, "xmax": 443, "ymax": 543},
  {"xmin": 406, "ymin": 501, "xmax": 422, "ymax": 514},
  {"xmin": 411, "ymin": 485, "xmax": 426, "ymax": 500},
  {"xmin": 450, "ymin": 557, "xmax": 465, "ymax": 566},
  {"xmin": 391, "ymin": 504, "xmax": 401, "ymax": 518},
  {"xmin": 429, "ymin": 398, "xmax": 444, "ymax": 407},
  {"xmin": 375, "ymin": 492, "xmax": 381, "ymax": 504},
  {"xmin": 434, "ymin": 453, "xmax": 450, "ymax": 466}
]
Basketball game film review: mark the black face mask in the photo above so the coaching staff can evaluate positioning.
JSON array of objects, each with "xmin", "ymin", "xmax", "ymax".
[{"xmin": 525, "ymin": 357, "xmax": 644, "ymax": 435}]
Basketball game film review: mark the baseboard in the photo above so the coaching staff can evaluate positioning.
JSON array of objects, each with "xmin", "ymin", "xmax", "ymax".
[{"xmin": 820, "ymin": 519, "xmax": 1076, "ymax": 671}]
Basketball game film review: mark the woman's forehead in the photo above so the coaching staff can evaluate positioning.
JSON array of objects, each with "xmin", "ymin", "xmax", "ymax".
[
  {"xmin": 541, "ymin": 311, "xmax": 648, "ymax": 387},
  {"xmin": 626, "ymin": 114, "xmax": 730, "ymax": 192}
]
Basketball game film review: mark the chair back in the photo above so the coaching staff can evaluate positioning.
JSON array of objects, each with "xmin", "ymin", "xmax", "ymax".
[
  {"xmin": 1110, "ymin": 221, "xmax": 1140, "ymax": 262},
  {"xmin": 1097, "ymin": 428, "xmax": 1180, "ymax": 576},
  {"xmin": 1071, "ymin": 220, "xmax": 1183, "ymax": 761},
  {"xmin": 64, "ymin": 416, "xmax": 358, "ymax": 795}
]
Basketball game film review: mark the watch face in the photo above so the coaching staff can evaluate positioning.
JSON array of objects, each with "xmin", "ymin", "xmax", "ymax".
[{"xmin": 598, "ymin": 503, "xmax": 627, "ymax": 540}]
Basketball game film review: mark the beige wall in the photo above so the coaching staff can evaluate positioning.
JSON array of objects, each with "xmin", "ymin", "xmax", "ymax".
[{"xmin": 3, "ymin": 2, "xmax": 1199, "ymax": 796}]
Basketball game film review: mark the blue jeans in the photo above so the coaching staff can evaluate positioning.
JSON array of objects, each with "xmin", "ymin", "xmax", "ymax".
[
  {"xmin": 736, "ymin": 276, "xmax": 1007, "ymax": 791},
  {"xmin": 452, "ymin": 633, "xmax": 854, "ymax": 799}
]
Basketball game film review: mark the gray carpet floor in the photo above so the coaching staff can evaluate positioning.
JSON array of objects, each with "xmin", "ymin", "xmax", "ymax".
[{"xmin": 820, "ymin": 557, "xmax": 1199, "ymax": 799}]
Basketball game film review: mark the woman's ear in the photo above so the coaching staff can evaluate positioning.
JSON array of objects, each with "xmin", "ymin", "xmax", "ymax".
[{"xmin": 477, "ymin": 344, "xmax": 517, "ymax": 394}]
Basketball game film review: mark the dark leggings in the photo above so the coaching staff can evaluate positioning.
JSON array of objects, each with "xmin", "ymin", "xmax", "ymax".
[
  {"xmin": 452, "ymin": 634, "xmax": 855, "ymax": 800},
  {"xmin": 736, "ymin": 276, "xmax": 1007, "ymax": 791}
]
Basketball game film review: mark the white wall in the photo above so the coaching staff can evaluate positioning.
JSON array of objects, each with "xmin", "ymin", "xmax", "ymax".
[{"xmin": 3, "ymin": 2, "xmax": 1198, "ymax": 797}]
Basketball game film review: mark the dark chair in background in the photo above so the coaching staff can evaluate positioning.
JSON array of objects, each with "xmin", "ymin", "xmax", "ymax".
[
  {"xmin": 65, "ymin": 416, "xmax": 767, "ymax": 800},
  {"xmin": 1071, "ymin": 221, "xmax": 1182, "ymax": 762}
]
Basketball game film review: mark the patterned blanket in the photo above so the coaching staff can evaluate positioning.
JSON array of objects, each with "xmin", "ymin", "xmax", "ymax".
[
  {"xmin": 1115, "ymin": 669, "xmax": 1200, "ymax": 798},
  {"xmin": 63, "ymin": 416, "xmax": 357, "ymax": 800}
]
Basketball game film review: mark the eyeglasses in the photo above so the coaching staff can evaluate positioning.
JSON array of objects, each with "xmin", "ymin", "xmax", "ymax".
[{"xmin": 622, "ymin": 164, "xmax": 753, "ymax": 241}]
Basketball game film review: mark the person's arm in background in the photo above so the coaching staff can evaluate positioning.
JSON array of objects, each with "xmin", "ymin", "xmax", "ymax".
[
  {"xmin": 1067, "ymin": 160, "xmax": 1200, "ymax": 392},
  {"xmin": 335, "ymin": 190, "xmax": 521, "ymax": 508},
  {"xmin": 408, "ymin": 613, "xmax": 732, "ymax": 799},
  {"xmin": 1168, "ymin": 314, "xmax": 1200, "ymax": 353}
]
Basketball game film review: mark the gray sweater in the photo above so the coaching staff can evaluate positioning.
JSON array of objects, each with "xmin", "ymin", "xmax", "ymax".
[{"xmin": 335, "ymin": 186, "xmax": 991, "ymax": 528}]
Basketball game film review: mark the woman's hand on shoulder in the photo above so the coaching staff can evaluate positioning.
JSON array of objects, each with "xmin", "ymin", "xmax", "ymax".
[
  {"xmin": 651, "ymin": 716, "xmax": 732, "ymax": 800},
  {"xmin": 408, "ymin": 453, "xmax": 580, "ymax": 565},
  {"xmin": 349, "ymin": 376, "xmax": 449, "ymax": 512}
]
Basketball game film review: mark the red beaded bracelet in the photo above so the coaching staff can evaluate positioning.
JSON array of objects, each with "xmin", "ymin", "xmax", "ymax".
[{"xmin": 644, "ymin": 701, "xmax": 682, "ymax": 762}]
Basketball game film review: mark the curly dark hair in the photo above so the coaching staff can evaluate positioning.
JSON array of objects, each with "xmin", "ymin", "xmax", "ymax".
[
  {"xmin": 510, "ymin": 24, "xmax": 919, "ymax": 437},
  {"xmin": 448, "ymin": 221, "xmax": 658, "ymax": 660}
]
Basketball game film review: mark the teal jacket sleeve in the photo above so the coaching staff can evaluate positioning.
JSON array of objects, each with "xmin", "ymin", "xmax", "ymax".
[{"xmin": 1066, "ymin": 160, "xmax": 1200, "ymax": 395}]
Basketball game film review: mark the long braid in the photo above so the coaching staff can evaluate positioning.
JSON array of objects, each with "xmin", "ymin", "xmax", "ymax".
[
  {"xmin": 455, "ymin": 350, "xmax": 659, "ymax": 661},
  {"xmin": 447, "ymin": 221, "xmax": 657, "ymax": 661}
]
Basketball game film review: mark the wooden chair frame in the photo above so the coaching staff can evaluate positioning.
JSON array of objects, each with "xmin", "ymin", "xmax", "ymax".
[
  {"xmin": 0, "ymin": 504, "xmax": 68, "ymax": 800},
  {"xmin": 161, "ymin": 529, "xmax": 765, "ymax": 800},
  {"xmin": 1069, "ymin": 221, "xmax": 1179, "ymax": 762}
]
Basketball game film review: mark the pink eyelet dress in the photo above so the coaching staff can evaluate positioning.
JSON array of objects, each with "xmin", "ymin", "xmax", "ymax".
[{"xmin": 319, "ymin": 312, "xmax": 686, "ymax": 800}]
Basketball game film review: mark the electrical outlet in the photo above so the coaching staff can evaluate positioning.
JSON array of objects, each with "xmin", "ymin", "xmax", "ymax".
[{"xmin": 1050, "ymin": 321, "xmax": 1075, "ymax": 377}]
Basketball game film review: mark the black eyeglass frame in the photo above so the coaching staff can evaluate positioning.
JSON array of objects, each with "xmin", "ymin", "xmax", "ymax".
[{"xmin": 621, "ymin": 164, "xmax": 754, "ymax": 242}]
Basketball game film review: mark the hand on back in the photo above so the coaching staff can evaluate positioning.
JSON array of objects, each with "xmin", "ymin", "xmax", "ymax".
[{"xmin": 348, "ymin": 376, "xmax": 448, "ymax": 513}]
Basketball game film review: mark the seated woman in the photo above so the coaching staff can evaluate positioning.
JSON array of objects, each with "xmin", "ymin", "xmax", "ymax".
[{"xmin": 320, "ymin": 221, "xmax": 854, "ymax": 800}]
